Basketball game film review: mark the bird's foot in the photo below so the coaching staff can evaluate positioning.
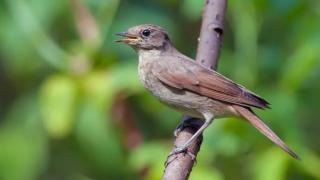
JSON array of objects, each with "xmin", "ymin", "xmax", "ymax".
[
  {"xmin": 172, "ymin": 146, "xmax": 196, "ymax": 160},
  {"xmin": 165, "ymin": 145, "xmax": 196, "ymax": 167},
  {"xmin": 168, "ymin": 116, "xmax": 204, "ymax": 166}
]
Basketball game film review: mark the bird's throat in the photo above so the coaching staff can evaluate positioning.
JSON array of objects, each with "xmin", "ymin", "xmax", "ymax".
[{"xmin": 138, "ymin": 49, "xmax": 162, "ymax": 63}]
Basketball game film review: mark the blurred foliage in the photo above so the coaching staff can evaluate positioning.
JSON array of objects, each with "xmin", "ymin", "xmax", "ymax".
[{"xmin": 0, "ymin": 0, "xmax": 320, "ymax": 179}]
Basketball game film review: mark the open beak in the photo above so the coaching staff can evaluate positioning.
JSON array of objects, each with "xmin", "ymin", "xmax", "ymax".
[{"xmin": 115, "ymin": 32, "xmax": 138, "ymax": 43}]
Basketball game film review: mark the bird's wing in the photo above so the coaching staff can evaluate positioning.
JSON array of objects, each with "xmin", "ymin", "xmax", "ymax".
[{"xmin": 152, "ymin": 57, "xmax": 270, "ymax": 109}]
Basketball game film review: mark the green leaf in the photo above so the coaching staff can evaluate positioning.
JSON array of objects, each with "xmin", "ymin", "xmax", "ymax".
[
  {"xmin": 252, "ymin": 147, "xmax": 291, "ymax": 180},
  {"xmin": 7, "ymin": 0, "xmax": 69, "ymax": 70},
  {"xmin": 190, "ymin": 165, "xmax": 223, "ymax": 180},
  {"xmin": 0, "ymin": 127, "xmax": 47, "ymax": 180},
  {"xmin": 129, "ymin": 142, "xmax": 169, "ymax": 180},
  {"xmin": 180, "ymin": 0, "xmax": 204, "ymax": 21},
  {"xmin": 297, "ymin": 149, "xmax": 320, "ymax": 179},
  {"xmin": 229, "ymin": 0, "xmax": 260, "ymax": 86},
  {"xmin": 40, "ymin": 75, "xmax": 77, "ymax": 138},
  {"xmin": 280, "ymin": 39, "xmax": 320, "ymax": 92},
  {"xmin": 75, "ymin": 92, "xmax": 129, "ymax": 178}
]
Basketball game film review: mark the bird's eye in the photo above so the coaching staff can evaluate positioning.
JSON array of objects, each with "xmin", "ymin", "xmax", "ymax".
[{"xmin": 141, "ymin": 29, "xmax": 151, "ymax": 37}]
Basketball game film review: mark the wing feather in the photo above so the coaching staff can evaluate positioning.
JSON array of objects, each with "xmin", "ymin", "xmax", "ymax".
[{"xmin": 152, "ymin": 58, "xmax": 270, "ymax": 109}]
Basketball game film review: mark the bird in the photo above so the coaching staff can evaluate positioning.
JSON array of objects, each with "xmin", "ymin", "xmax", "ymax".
[{"xmin": 115, "ymin": 24, "xmax": 299, "ymax": 159}]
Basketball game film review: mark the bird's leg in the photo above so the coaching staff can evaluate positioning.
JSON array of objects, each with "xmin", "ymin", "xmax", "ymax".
[
  {"xmin": 166, "ymin": 113, "xmax": 214, "ymax": 166},
  {"xmin": 171, "ymin": 113, "xmax": 214, "ymax": 155},
  {"xmin": 174, "ymin": 115, "xmax": 204, "ymax": 137}
]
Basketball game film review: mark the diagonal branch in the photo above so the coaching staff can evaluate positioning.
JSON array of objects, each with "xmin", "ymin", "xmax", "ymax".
[{"xmin": 163, "ymin": 0, "xmax": 227, "ymax": 179}]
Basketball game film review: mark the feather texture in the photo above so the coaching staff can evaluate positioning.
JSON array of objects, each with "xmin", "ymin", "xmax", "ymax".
[{"xmin": 152, "ymin": 56, "xmax": 270, "ymax": 109}]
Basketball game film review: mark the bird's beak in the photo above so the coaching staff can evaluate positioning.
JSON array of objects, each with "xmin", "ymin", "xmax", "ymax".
[{"xmin": 115, "ymin": 32, "xmax": 138, "ymax": 43}]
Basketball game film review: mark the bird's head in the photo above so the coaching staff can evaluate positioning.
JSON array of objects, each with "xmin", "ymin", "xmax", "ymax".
[{"xmin": 115, "ymin": 24, "xmax": 171, "ymax": 51}]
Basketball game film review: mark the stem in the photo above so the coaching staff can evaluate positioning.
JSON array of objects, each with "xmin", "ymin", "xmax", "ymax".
[{"xmin": 163, "ymin": 0, "xmax": 227, "ymax": 179}]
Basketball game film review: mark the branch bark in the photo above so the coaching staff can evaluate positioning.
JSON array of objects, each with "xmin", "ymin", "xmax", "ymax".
[{"xmin": 163, "ymin": 0, "xmax": 227, "ymax": 179}]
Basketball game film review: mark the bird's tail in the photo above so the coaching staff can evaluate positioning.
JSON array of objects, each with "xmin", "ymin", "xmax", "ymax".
[{"xmin": 233, "ymin": 105, "xmax": 299, "ymax": 159}]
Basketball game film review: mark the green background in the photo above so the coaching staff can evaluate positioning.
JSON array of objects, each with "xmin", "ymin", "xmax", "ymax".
[{"xmin": 0, "ymin": 0, "xmax": 319, "ymax": 179}]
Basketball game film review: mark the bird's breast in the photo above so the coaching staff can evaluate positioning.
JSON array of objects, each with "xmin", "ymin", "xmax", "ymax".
[{"xmin": 137, "ymin": 58, "xmax": 151, "ymax": 88}]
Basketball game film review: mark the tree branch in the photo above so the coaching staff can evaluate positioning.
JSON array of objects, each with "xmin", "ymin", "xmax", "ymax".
[
  {"xmin": 163, "ymin": 0, "xmax": 227, "ymax": 179},
  {"xmin": 196, "ymin": 0, "xmax": 226, "ymax": 69}
]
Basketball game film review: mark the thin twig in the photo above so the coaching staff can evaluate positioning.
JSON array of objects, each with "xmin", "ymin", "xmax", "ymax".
[{"xmin": 163, "ymin": 0, "xmax": 227, "ymax": 179}]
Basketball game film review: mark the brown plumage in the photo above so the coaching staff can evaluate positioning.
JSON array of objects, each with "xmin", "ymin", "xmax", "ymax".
[
  {"xmin": 115, "ymin": 24, "xmax": 299, "ymax": 159},
  {"xmin": 153, "ymin": 57, "xmax": 270, "ymax": 109}
]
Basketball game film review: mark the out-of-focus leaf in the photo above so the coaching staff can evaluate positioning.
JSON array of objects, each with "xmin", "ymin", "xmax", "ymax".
[
  {"xmin": 79, "ymin": 64, "xmax": 143, "ymax": 107},
  {"xmin": 203, "ymin": 119, "xmax": 243, "ymax": 157},
  {"xmin": 75, "ymin": 69, "xmax": 136, "ymax": 178},
  {"xmin": 75, "ymin": 66, "xmax": 143, "ymax": 177},
  {"xmin": 0, "ymin": 92, "xmax": 48, "ymax": 180},
  {"xmin": 251, "ymin": 147, "xmax": 291, "ymax": 180},
  {"xmin": 4, "ymin": 92, "xmax": 42, "ymax": 127},
  {"xmin": 0, "ymin": 10, "xmax": 43, "ymax": 76},
  {"xmin": 260, "ymin": 90, "xmax": 298, "ymax": 132},
  {"xmin": 190, "ymin": 165, "xmax": 223, "ymax": 180},
  {"xmin": 180, "ymin": 0, "xmax": 204, "ymax": 20},
  {"xmin": 229, "ymin": 0, "xmax": 260, "ymax": 86},
  {"xmin": 7, "ymin": 0, "xmax": 69, "ymax": 70},
  {"xmin": 109, "ymin": 63, "xmax": 144, "ymax": 95},
  {"xmin": 71, "ymin": 0, "xmax": 101, "ymax": 48},
  {"xmin": 0, "ymin": 127, "xmax": 47, "ymax": 180},
  {"xmin": 129, "ymin": 142, "xmax": 169, "ymax": 180},
  {"xmin": 298, "ymin": 149, "xmax": 320, "ymax": 179},
  {"xmin": 27, "ymin": 0, "xmax": 68, "ymax": 28},
  {"xmin": 269, "ymin": 0, "xmax": 301, "ymax": 16},
  {"xmin": 96, "ymin": 0, "xmax": 120, "ymax": 42},
  {"xmin": 40, "ymin": 75, "xmax": 77, "ymax": 138},
  {"xmin": 280, "ymin": 39, "xmax": 320, "ymax": 92},
  {"xmin": 80, "ymin": 70, "xmax": 112, "ymax": 106},
  {"xmin": 75, "ymin": 100, "xmax": 129, "ymax": 178}
]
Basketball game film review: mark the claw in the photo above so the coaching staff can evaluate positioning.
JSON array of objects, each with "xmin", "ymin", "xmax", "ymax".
[{"xmin": 165, "ymin": 145, "xmax": 196, "ymax": 166}]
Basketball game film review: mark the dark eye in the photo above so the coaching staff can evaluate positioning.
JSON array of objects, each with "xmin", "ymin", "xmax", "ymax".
[{"xmin": 142, "ymin": 29, "xmax": 151, "ymax": 37}]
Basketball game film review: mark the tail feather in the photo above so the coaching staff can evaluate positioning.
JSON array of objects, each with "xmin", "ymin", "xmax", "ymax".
[{"xmin": 233, "ymin": 105, "xmax": 299, "ymax": 159}]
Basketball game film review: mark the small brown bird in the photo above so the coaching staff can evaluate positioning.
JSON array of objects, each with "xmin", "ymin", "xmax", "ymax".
[{"xmin": 115, "ymin": 24, "xmax": 299, "ymax": 159}]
